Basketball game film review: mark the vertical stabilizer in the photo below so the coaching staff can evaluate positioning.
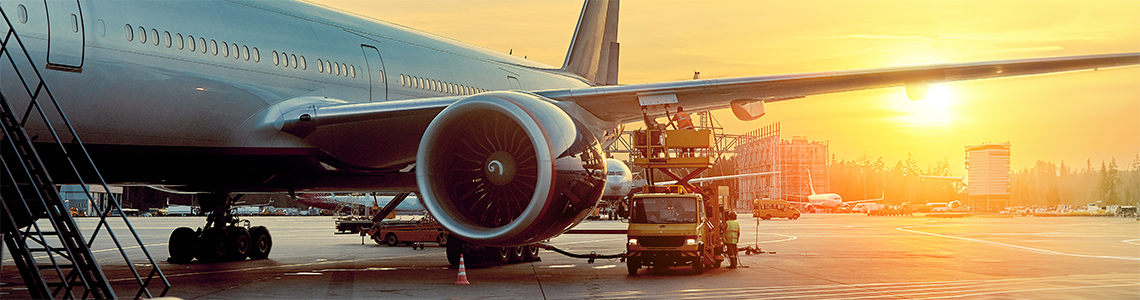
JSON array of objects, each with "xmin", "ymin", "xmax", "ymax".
[
  {"xmin": 562, "ymin": 0, "xmax": 619, "ymax": 85},
  {"xmin": 808, "ymin": 169, "xmax": 817, "ymax": 195}
]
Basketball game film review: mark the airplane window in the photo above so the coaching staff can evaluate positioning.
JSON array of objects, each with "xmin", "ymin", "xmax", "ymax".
[
  {"xmin": 341, "ymin": 63, "xmax": 348, "ymax": 77},
  {"xmin": 151, "ymin": 29, "xmax": 159, "ymax": 46},
  {"xmin": 326, "ymin": 60, "xmax": 332, "ymax": 75},
  {"xmin": 300, "ymin": 56, "xmax": 306, "ymax": 70},
  {"xmin": 199, "ymin": 37, "xmax": 206, "ymax": 53},
  {"xmin": 164, "ymin": 31, "xmax": 171, "ymax": 48},
  {"xmin": 334, "ymin": 62, "xmax": 340, "ymax": 75},
  {"xmin": 17, "ymin": 5, "xmax": 27, "ymax": 24},
  {"xmin": 379, "ymin": 70, "xmax": 384, "ymax": 82},
  {"xmin": 350, "ymin": 65, "xmax": 356, "ymax": 78},
  {"xmin": 138, "ymin": 26, "xmax": 146, "ymax": 44},
  {"xmin": 187, "ymin": 35, "xmax": 194, "ymax": 51},
  {"xmin": 291, "ymin": 54, "xmax": 297, "ymax": 69},
  {"xmin": 211, "ymin": 40, "xmax": 219, "ymax": 56},
  {"xmin": 399, "ymin": 74, "xmax": 405, "ymax": 86},
  {"xmin": 243, "ymin": 46, "xmax": 249, "ymax": 61},
  {"xmin": 233, "ymin": 44, "xmax": 240, "ymax": 60},
  {"xmin": 272, "ymin": 51, "xmax": 279, "ymax": 66},
  {"xmin": 317, "ymin": 59, "xmax": 324, "ymax": 73},
  {"xmin": 71, "ymin": 14, "xmax": 79, "ymax": 32},
  {"xmin": 125, "ymin": 24, "xmax": 133, "ymax": 42},
  {"xmin": 283, "ymin": 53, "xmax": 290, "ymax": 68},
  {"xmin": 252, "ymin": 47, "xmax": 259, "ymax": 62},
  {"xmin": 176, "ymin": 33, "xmax": 184, "ymax": 50},
  {"xmin": 221, "ymin": 41, "xmax": 228, "ymax": 57}
]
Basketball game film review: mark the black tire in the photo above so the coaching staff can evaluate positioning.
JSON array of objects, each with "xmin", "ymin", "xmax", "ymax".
[
  {"xmin": 791, "ymin": 213, "xmax": 800, "ymax": 220},
  {"xmin": 195, "ymin": 227, "xmax": 229, "ymax": 262},
  {"xmin": 168, "ymin": 227, "xmax": 198, "ymax": 263},
  {"xmin": 509, "ymin": 246, "xmax": 524, "ymax": 263},
  {"xmin": 446, "ymin": 237, "xmax": 466, "ymax": 266},
  {"xmin": 486, "ymin": 247, "xmax": 510, "ymax": 265},
  {"xmin": 436, "ymin": 233, "xmax": 448, "ymax": 246},
  {"xmin": 248, "ymin": 226, "xmax": 272, "ymax": 259},
  {"xmin": 372, "ymin": 233, "xmax": 385, "ymax": 245},
  {"xmin": 627, "ymin": 257, "xmax": 640, "ymax": 276},
  {"xmin": 693, "ymin": 245, "xmax": 705, "ymax": 274},
  {"xmin": 763, "ymin": 214, "xmax": 772, "ymax": 220},
  {"xmin": 385, "ymin": 233, "xmax": 399, "ymax": 246},
  {"xmin": 224, "ymin": 227, "xmax": 251, "ymax": 261},
  {"xmin": 522, "ymin": 244, "xmax": 540, "ymax": 262}
]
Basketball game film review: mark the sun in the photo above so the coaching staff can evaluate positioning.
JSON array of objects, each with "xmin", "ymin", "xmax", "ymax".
[{"xmin": 927, "ymin": 84, "xmax": 952, "ymax": 110}]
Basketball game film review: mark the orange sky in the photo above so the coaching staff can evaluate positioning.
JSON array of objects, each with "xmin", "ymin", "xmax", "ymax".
[{"xmin": 309, "ymin": 0, "xmax": 1140, "ymax": 176}]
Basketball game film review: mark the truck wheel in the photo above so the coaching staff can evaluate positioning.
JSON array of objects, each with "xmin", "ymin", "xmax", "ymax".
[
  {"xmin": 627, "ymin": 257, "xmax": 640, "ymax": 275},
  {"xmin": 791, "ymin": 213, "xmax": 800, "ymax": 220},
  {"xmin": 763, "ymin": 214, "xmax": 772, "ymax": 220},
  {"xmin": 372, "ymin": 233, "xmax": 385, "ymax": 245},
  {"xmin": 385, "ymin": 233, "xmax": 399, "ymax": 246},
  {"xmin": 693, "ymin": 245, "xmax": 706, "ymax": 274}
]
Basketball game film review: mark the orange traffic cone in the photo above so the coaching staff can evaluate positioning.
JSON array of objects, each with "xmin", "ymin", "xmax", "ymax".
[{"xmin": 455, "ymin": 254, "xmax": 470, "ymax": 285}]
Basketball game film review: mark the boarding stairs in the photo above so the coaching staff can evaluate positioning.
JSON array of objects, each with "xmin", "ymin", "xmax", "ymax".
[{"xmin": 0, "ymin": 7, "xmax": 170, "ymax": 299}]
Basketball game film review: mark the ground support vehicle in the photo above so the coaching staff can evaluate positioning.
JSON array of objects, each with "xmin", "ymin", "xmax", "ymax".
[
  {"xmin": 366, "ymin": 215, "xmax": 450, "ymax": 247},
  {"xmin": 625, "ymin": 188, "xmax": 724, "ymax": 275},
  {"xmin": 752, "ymin": 198, "xmax": 801, "ymax": 220},
  {"xmin": 335, "ymin": 218, "xmax": 376, "ymax": 234}
]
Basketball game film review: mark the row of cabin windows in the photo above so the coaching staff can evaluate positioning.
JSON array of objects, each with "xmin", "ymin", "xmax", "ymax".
[
  {"xmin": 398, "ymin": 74, "xmax": 484, "ymax": 96},
  {"xmin": 123, "ymin": 23, "xmax": 358, "ymax": 79}
]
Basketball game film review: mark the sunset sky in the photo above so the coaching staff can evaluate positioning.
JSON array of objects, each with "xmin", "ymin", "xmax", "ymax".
[{"xmin": 309, "ymin": 0, "xmax": 1139, "ymax": 176}]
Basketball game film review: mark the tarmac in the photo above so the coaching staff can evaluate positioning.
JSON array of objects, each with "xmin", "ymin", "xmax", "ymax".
[{"xmin": 3, "ymin": 213, "xmax": 1138, "ymax": 299}]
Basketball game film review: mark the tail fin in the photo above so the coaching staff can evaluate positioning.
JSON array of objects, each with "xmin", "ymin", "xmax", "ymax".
[{"xmin": 562, "ymin": 0, "xmax": 619, "ymax": 86}]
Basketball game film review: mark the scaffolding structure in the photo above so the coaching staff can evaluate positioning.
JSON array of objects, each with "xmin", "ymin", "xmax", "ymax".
[
  {"xmin": 735, "ymin": 122, "xmax": 829, "ymax": 209},
  {"xmin": 966, "ymin": 142, "xmax": 1011, "ymax": 212}
]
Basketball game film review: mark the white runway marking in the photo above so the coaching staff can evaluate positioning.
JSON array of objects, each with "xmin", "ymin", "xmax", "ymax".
[
  {"xmin": 1123, "ymin": 239, "xmax": 1140, "ymax": 246},
  {"xmin": 897, "ymin": 225, "xmax": 1140, "ymax": 261}
]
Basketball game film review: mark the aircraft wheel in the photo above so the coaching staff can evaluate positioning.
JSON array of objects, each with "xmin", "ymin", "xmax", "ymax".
[
  {"xmin": 195, "ymin": 227, "xmax": 229, "ymax": 262},
  {"xmin": 436, "ymin": 233, "xmax": 448, "ymax": 246},
  {"xmin": 508, "ymin": 246, "xmax": 525, "ymax": 263},
  {"xmin": 627, "ymin": 257, "xmax": 640, "ymax": 276},
  {"xmin": 385, "ymin": 233, "xmax": 400, "ymax": 246},
  {"xmin": 522, "ymin": 244, "xmax": 540, "ymax": 262},
  {"xmin": 224, "ymin": 227, "xmax": 251, "ymax": 261},
  {"xmin": 248, "ymin": 226, "xmax": 273, "ymax": 259},
  {"xmin": 486, "ymin": 246, "xmax": 510, "ymax": 265},
  {"xmin": 168, "ymin": 227, "xmax": 198, "ymax": 263},
  {"xmin": 446, "ymin": 237, "xmax": 465, "ymax": 266}
]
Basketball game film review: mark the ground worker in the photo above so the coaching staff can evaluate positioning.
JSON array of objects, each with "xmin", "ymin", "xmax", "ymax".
[
  {"xmin": 724, "ymin": 211, "xmax": 740, "ymax": 268},
  {"xmin": 671, "ymin": 106, "xmax": 696, "ymax": 157}
]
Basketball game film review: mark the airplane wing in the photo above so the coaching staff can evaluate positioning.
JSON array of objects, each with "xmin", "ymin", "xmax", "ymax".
[
  {"xmin": 843, "ymin": 191, "xmax": 887, "ymax": 204},
  {"xmin": 283, "ymin": 52, "xmax": 1138, "ymax": 137},
  {"xmin": 654, "ymin": 171, "xmax": 780, "ymax": 186},
  {"xmin": 538, "ymin": 52, "xmax": 1139, "ymax": 124}
]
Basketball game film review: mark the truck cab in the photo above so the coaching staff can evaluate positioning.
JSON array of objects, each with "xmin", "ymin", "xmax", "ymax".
[{"xmin": 626, "ymin": 190, "xmax": 721, "ymax": 275}]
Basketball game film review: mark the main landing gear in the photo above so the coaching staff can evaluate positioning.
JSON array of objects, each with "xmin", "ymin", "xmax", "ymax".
[
  {"xmin": 446, "ymin": 238, "xmax": 541, "ymax": 267},
  {"xmin": 167, "ymin": 193, "xmax": 273, "ymax": 263}
]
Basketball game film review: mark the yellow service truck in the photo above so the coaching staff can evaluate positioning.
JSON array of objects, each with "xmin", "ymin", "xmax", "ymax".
[{"xmin": 625, "ymin": 188, "xmax": 724, "ymax": 275}]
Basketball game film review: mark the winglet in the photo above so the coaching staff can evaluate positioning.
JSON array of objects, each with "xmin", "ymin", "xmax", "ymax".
[{"xmin": 562, "ymin": 0, "xmax": 619, "ymax": 86}]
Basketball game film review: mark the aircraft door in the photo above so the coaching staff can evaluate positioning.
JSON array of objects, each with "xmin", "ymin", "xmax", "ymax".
[
  {"xmin": 45, "ymin": 0, "xmax": 84, "ymax": 70},
  {"xmin": 361, "ymin": 45, "xmax": 387, "ymax": 101}
]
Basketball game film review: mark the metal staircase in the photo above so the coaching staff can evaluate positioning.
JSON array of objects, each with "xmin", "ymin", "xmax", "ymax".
[{"xmin": 1, "ymin": 7, "xmax": 170, "ymax": 299}]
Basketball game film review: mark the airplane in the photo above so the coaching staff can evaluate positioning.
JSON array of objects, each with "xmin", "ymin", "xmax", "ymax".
[
  {"xmin": 1, "ymin": 0, "xmax": 1136, "ymax": 268},
  {"xmin": 788, "ymin": 170, "xmax": 883, "ymax": 213},
  {"xmin": 294, "ymin": 193, "xmax": 425, "ymax": 215}
]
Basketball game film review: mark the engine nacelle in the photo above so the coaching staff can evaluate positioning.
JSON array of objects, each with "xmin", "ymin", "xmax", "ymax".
[{"xmin": 417, "ymin": 91, "xmax": 606, "ymax": 247}]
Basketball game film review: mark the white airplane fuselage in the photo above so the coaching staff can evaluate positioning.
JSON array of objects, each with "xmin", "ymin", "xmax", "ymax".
[{"xmin": 3, "ymin": 0, "xmax": 596, "ymax": 192}]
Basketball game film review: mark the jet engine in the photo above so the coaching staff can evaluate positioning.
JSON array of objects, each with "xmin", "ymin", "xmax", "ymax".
[{"xmin": 417, "ymin": 91, "xmax": 606, "ymax": 247}]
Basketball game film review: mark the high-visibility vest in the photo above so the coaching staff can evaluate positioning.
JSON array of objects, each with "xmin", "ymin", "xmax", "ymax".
[
  {"xmin": 674, "ymin": 112, "xmax": 694, "ymax": 130},
  {"xmin": 724, "ymin": 220, "xmax": 739, "ymax": 244}
]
